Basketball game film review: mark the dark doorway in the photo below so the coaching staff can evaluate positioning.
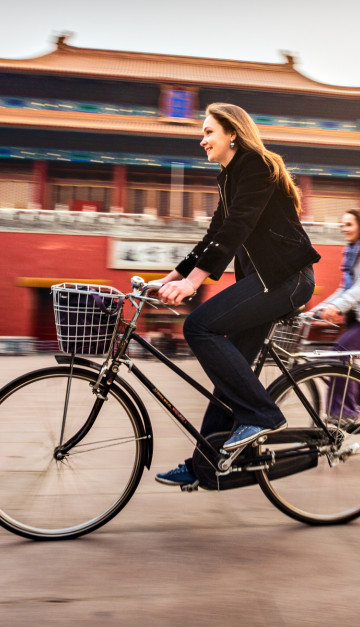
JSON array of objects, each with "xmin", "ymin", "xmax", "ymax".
[{"xmin": 33, "ymin": 288, "xmax": 58, "ymax": 351}]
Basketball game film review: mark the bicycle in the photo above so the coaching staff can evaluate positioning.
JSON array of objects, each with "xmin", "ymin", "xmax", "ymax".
[{"xmin": 1, "ymin": 276, "xmax": 360, "ymax": 541}]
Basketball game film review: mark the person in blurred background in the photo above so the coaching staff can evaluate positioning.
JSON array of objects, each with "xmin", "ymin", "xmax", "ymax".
[
  {"xmin": 314, "ymin": 210, "xmax": 360, "ymax": 428},
  {"xmin": 154, "ymin": 102, "xmax": 320, "ymax": 486}
]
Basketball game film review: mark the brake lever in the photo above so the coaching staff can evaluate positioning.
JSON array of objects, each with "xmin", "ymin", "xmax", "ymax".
[
  {"xmin": 146, "ymin": 301, "xmax": 159, "ymax": 310},
  {"xmin": 162, "ymin": 304, "xmax": 180, "ymax": 316},
  {"xmin": 128, "ymin": 293, "xmax": 180, "ymax": 316},
  {"xmin": 143, "ymin": 296, "xmax": 180, "ymax": 316},
  {"xmin": 143, "ymin": 295, "xmax": 180, "ymax": 316}
]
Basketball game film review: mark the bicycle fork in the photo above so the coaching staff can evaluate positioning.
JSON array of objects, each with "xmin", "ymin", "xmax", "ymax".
[{"xmin": 54, "ymin": 366, "xmax": 114, "ymax": 460}]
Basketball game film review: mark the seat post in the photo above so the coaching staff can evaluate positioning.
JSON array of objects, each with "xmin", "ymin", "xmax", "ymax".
[
  {"xmin": 253, "ymin": 320, "xmax": 279, "ymax": 376},
  {"xmin": 267, "ymin": 320, "xmax": 280, "ymax": 342}
]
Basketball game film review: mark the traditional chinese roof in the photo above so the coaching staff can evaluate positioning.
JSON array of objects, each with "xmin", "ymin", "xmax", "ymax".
[{"xmin": 0, "ymin": 35, "xmax": 359, "ymax": 97}]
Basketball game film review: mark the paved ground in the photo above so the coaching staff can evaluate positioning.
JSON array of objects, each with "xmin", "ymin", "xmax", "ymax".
[{"xmin": 0, "ymin": 354, "xmax": 359, "ymax": 626}]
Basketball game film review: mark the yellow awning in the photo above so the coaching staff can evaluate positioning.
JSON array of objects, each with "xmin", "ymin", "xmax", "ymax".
[{"xmin": 15, "ymin": 277, "xmax": 111, "ymax": 288}]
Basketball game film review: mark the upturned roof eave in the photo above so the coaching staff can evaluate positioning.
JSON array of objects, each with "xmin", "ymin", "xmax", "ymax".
[{"xmin": 0, "ymin": 39, "xmax": 359, "ymax": 97}]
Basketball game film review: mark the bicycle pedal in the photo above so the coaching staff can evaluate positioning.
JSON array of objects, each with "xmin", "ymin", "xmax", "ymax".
[
  {"xmin": 253, "ymin": 435, "xmax": 268, "ymax": 445},
  {"xmin": 180, "ymin": 480, "xmax": 199, "ymax": 492}
]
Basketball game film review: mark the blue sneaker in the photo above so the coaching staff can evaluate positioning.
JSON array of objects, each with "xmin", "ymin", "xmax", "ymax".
[
  {"xmin": 223, "ymin": 421, "xmax": 287, "ymax": 451},
  {"xmin": 155, "ymin": 463, "xmax": 196, "ymax": 486}
]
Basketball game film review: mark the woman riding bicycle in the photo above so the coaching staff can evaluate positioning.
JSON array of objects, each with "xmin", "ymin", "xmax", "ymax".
[
  {"xmin": 314, "ymin": 209, "xmax": 360, "ymax": 428},
  {"xmin": 155, "ymin": 102, "xmax": 320, "ymax": 486}
]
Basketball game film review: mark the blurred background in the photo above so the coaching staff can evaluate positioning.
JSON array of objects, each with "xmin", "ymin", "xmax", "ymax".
[
  {"xmin": 0, "ymin": 3, "xmax": 359, "ymax": 357},
  {"xmin": 0, "ymin": 5, "xmax": 359, "ymax": 625}
]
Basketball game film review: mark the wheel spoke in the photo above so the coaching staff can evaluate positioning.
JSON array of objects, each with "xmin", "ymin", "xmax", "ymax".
[{"xmin": 68, "ymin": 434, "xmax": 148, "ymax": 455}]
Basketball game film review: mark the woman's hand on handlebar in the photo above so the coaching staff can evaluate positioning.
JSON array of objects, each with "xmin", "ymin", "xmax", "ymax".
[
  {"xmin": 158, "ymin": 279, "xmax": 194, "ymax": 306},
  {"xmin": 319, "ymin": 305, "xmax": 343, "ymax": 324},
  {"xmin": 157, "ymin": 268, "xmax": 209, "ymax": 306},
  {"xmin": 146, "ymin": 270, "xmax": 183, "ymax": 298}
]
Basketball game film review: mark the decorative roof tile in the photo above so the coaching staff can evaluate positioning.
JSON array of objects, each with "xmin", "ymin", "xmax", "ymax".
[{"xmin": 0, "ymin": 36, "xmax": 359, "ymax": 97}]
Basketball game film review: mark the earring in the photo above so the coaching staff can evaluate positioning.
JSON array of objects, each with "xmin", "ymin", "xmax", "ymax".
[{"xmin": 230, "ymin": 139, "xmax": 235, "ymax": 148}]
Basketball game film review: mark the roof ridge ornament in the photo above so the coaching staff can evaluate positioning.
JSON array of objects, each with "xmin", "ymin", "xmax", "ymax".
[
  {"xmin": 280, "ymin": 50, "xmax": 297, "ymax": 68},
  {"xmin": 55, "ymin": 32, "xmax": 73, "ymax": 50}
]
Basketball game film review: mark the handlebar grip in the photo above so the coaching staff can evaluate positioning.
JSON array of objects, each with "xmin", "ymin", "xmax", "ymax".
[{"xmin": 142, "ymin": 282, "xmax": 163, "ymax": 293}]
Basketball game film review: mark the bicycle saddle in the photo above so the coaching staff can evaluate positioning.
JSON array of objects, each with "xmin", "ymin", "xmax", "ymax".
[{"xmin": 277, "ymin": 306, "xmax": 305, "ymax": 324}]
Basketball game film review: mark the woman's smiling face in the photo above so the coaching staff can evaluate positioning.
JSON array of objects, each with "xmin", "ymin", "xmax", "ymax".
[
  {"xmin": 342, "ymin": 212, "xmax": 360, "ymax": 244},
  {"xmin": 200, "ymin": 114, "xmax": 236, "ymax": 167}
]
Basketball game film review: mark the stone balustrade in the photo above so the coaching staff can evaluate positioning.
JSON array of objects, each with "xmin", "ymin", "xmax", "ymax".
[{"xmin": 0, "ymin": 207, "xmax": 345, "ymax": 244}]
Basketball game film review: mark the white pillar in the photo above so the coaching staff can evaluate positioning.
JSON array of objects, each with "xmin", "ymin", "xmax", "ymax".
[{"xmin": 169, "ymin": 162, "xmax": 184, "ymax": 219}]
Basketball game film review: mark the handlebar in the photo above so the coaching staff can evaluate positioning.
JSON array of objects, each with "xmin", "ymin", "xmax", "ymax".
[
  {"xmin": 126, "ymin": 275, "xmax": 180, "ymax": 316},
  {"xmin": 126, "ymin": 276, "xmax": 340, "ymax": 326},
  {"xmin": 299, "ymin": 310, "xmax": 339, "ymax": 327}
]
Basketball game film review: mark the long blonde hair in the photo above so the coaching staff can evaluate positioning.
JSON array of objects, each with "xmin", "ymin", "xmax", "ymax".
[{"xmin": 205, "ymin": 103, "xmax": 301, "ymax": 214}]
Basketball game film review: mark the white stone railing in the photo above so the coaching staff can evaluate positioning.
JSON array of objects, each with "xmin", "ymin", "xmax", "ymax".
[
  {"xmin": 0, "ymin": 208, "xmax": 345, "ymax": 244},
  {"xmin": 0, "ymin": 207, "xmax": 210, "ymax": 237}
]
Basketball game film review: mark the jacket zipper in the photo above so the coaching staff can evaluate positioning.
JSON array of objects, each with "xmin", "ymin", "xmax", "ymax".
[
  {"xmin": 219, "ymin": 175, "xmax": 268, "ymax": 292},
  {"xmin": 218, "ymin": 175, "xmax": 229, "ymax": 217},
  {"xmin": 242, "ymin": 244, "xmax": 268, "ymax": 292}
]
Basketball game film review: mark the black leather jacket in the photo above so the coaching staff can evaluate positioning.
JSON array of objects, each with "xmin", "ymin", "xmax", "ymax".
[{"xmin": 176, "ymin": 149, "xmax": 320, "ymax": 291}]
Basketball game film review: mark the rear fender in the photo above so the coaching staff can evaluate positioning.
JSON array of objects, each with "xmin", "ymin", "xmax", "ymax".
[{"xmin": 267, "ymin": 357, "xmax": 360, "ymax": 399}]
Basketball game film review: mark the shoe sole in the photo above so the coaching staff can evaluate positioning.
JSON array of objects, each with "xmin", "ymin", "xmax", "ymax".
[
  {"xmin": 223, "ymin": 422, "xmax": 288, "ymax": 452},
  {"xmin": 155, "ymin": 476, "xmax": 190, "ymax": 486}
]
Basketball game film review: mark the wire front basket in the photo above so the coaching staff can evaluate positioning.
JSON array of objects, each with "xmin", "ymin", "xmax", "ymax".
[{"xmin": 52, "ymin": 283, "xmax": 124, "ymax": 355}]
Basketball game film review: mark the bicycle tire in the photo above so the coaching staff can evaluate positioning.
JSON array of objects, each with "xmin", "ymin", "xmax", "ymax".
[
  {"xmin": 260, "ymin": 361, "xmax": 321, "ymax": 416},
  {"xmin": 256, "ymin": 362, "xmax": 360, "ymax": 525},
  {"xmin": 0, "ymin": 366, "xmax": 147, "ymax": 540}
]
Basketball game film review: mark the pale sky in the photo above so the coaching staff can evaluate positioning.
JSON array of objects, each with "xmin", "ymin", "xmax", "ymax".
[{"xmin": 0, "ymin": 0, "xmax": 359, "ymax": 87}]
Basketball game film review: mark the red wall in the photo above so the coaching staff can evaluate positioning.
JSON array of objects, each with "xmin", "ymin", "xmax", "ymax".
[
  {"xmin": 1, "ymin": 233, "xmax": 117, "ymax": 336},
  {"xmin": 0, "ymin": 232, "xmax": 342, "ymax": 337},
  {"xmin": 309, "ymin": 244, "xmax": 343, "ymax": 308}
]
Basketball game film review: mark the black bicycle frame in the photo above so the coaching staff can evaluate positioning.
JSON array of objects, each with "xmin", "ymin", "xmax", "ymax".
[
  {"xmin": 253, "ymin": 324, "xmax": 335, "ymax": 441},
  {"xmin": 129, "ymin": 332, "xmax": 234, "ymax": 465},
  {"xmin": 126, "ymin": 329, "xmax": 336, "ymax": 461},
  {"xmin": 55, "ymin": 329, "xmax": 234, "ymax": 465},
  {"xmin": 56, "ymin": 314, "xmax": 336, "ymax": 462},
  {"xmin": 267, "ymin": 345, "xmax": 335, "ymax": 441}
]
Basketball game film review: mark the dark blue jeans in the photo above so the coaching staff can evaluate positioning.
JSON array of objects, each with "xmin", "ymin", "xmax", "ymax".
[{"xmin": 184, "ymin": 266, "xmax": 315, "ymax": 437}]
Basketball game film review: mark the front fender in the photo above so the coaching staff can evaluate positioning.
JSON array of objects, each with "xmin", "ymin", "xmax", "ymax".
[{"xmin": 54, "ymin": 354, "xmax": 153, "ymax": 469}]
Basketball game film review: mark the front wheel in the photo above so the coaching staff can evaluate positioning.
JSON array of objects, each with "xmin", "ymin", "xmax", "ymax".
[
  {"xmin": 256, "ymin": 363, "xmax": 360, "ymax": 525},
  {"xmin": 0, "ymin": 366, "xmax": 147, "ymax": 540}
]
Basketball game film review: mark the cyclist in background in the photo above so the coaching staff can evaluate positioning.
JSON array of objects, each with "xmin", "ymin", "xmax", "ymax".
[
  {"xmin": 155, "ymin": 103, "xmax": 320, "ymax": 486},
  {"xmin": 314, "ymin": 210, "xmax": 360, "ymax": 429}
]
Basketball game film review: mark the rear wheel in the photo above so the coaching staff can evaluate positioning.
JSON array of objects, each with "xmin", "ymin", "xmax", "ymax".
[
  {"xmin": 260, "ymin": 359, "xmax": 320, "ymax": 415},
  {"xmin": 0, "ymin": 366, "xmax": 147, "ymax": 540},
  {"xmin": 256, "ymin": 363, "xmax": 360, "ymax": 524}
]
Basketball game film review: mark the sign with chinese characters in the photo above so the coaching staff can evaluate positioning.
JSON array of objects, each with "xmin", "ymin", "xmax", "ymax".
[{"xmin": 109, "ymin": 239, "xmax": 198, "ymax": 270}]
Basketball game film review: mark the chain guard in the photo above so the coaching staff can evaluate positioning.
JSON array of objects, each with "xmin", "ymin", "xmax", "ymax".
[
  {"xmin": 192, "ymin": 432, "xmax": 258, "ymax": 491},
  {"xmin": 192, "ymin": 430, "xmax": 320, "ymax": 491}
]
